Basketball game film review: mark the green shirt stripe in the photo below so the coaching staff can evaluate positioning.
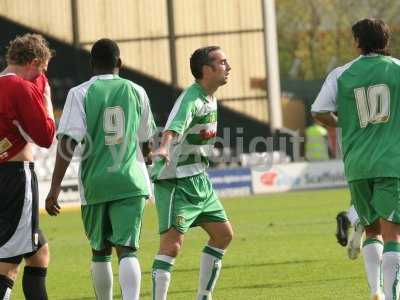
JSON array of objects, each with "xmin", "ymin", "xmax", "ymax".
[
  {"xmin": 192, "ymin": 111, "xmax": 217, "ymax": 125},
  {"xmin": 177, "ymin": 154, "xmax": 208, "ymax": 167},
  {"xmin": 152, "ymin": 83, "xmax": 217, "ymax": 179}
]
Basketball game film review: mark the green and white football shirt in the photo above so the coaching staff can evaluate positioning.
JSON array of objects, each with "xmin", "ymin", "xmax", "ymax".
[
  {"xmin": 57, "ymin": 74, "xmax": 156, "ymax": 205},
  {"xmin": 153, "ymin": 82, "xmax": 217, "ymax": 180},
  {"xmin": 312, "ymin": 54, "xmax": 400, "ymax": 181}
]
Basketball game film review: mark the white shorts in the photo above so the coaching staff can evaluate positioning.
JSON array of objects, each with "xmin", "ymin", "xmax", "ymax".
[{"xmin": 0, "ymin": 161, "xmax": 43, "ymax": 259}]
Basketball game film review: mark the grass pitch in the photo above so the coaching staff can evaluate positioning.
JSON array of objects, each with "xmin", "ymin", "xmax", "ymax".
[{"xmin": 13, "ymin": 189, "xmax": 368, "ymax": 299}]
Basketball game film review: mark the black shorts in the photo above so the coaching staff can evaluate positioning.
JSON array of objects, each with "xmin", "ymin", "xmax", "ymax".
[{"xmin": 0, "ymin": 161, "xmax": 47, "ymax": 263}]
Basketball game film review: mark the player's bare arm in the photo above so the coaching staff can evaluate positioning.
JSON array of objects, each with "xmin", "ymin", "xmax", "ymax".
[
  {"xmin": 312, "ymin": 112, "xmax": 338, "ymax": 128},
  {"xmin": 151, "ymin": 130, "xmax": 177, "ymax": 165},
  {"xmin": 43, "ymin": 80, "xmax": 54, "ymax": 120},
  {"xmin": 45, "ymin": 136, "xmax": 77, "ymax": 216}
]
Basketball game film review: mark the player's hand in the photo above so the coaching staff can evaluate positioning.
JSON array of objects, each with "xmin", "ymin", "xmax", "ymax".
[
  {"xmin": 33, "ymin": 74, "xmax": 54, "ymax": 120},
  {"xmin": 150, "ymin": 147, "xmax": 170, "ymax": 165},
  {"xmin": 43, "ymin": 80, "xmax": 55, "ymax": 121},
  {"xmin": 45, "ymin": 188, "xmax": 61, "ymax": 216}
]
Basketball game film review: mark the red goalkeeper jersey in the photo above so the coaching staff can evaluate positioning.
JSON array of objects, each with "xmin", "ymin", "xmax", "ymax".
[{"xmin": 0, "ymin": 73, "xmax": 55, "ymax": 162}]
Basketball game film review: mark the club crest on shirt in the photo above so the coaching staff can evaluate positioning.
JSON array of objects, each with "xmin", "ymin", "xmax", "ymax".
[
  {"xmin": 175, "ymin": 215, "xmax": 186, "ymax": 226},
  {"xmin": 0, "ymin": 138, "xmax": 12, "ymax": 154}
]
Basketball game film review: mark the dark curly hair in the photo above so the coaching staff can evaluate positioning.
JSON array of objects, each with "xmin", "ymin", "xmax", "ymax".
[{"xmin": 352, "ymin": 18, "xmax": 390, "ymax": 55}]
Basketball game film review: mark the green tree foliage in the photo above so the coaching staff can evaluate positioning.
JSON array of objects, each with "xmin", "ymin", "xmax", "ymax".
[{"xmin": 276, "ymin": 0, "xmax": 400, "ymax": 80}]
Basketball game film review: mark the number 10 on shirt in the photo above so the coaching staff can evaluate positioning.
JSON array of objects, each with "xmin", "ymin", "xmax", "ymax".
[{"xmin": 354, "ymin": 84, "xmax": 390, "ymax": 128}]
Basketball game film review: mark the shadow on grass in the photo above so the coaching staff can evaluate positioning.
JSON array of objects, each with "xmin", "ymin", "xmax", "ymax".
[
  {"xmin": 231, "ymin": 275, "xmax": 364, "ymax": 290},
  {"xmin": 141, "ymin": 259, "xmax": 322, "ymax": 275},
  {"xmin": 146, "ymin": 274, "xmax": 364, "ymax": 296},
  {"xmin": 65, "ymin": 260, "xmax": 357, "ymax": 299},
  {"xmin": 63, "ymin": 274, "xmax": 363, "ymax": 299}
]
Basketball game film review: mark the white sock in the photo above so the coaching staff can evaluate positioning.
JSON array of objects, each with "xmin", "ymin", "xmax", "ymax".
[
  {"xmin": 362, "ymin": 239, "xmax": 383, "ymax": 296},
  {"xmin": 383, "ymin": 242, "xmax": 400, "ymax": 300},
  {"xmin": 91, "ymin": 260, "xmax": 113, "ymax": 300},
  {"xmin": 119, "ymin": 256, "xmax": 141, "ymax": 300},
  {"xmin": 197, "ymin": 245, "xmax": 225, "ymax": 300},
  {"xmin": 152, "ymin": 269, "xmax": 171, "ymax": 300},
  {"xmin": 152, "ymin": 255, "xmax": 175, "ymax": 300},
  {"xmin": 347, "ymin": 205, "xmax": 360, "ymax": 226}
]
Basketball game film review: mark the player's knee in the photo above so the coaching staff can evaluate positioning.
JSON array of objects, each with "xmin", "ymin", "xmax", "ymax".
[
  {"xmin": 0, "ymin": 263, "xmax": 19, "ymax": 281},
  {"xmin": 227, "ymin": 229, "xmax": 234, "ymax": 244},
  {"xmin": 365, "ymin": 226, "xmax": 380, "ymax": 238},
  {"xmin": 115, "ymin": 246, "xmax": 136, "ymax": 260},
  {"xmin": 25, "ymin": 243, "xmax": 50, "ymax": 268},
  {"xmin": 167, "ymin": 242, "xmax": 181, "ymax": 257},
  {"xmin": 211, "ymin": 229, "xmax": 234, "ymax": 249},
  {"xmin": 92, "ymin": 247, "xmax": 112, "ymax": 257},
  {"xmin": 36, "ymin": 244, "xmax": 49, "ymax": 266},
  {"xmin": 382, "ymin": 231, "xmax": 400, "ymax": 242},
  {"xmin": 380, "ymin": 219, "xmax": 400, "ymax": 242},
  {"xmin": 224, "ymin": 224, "xmax": 234, "ymax": 243},
  {"xmin": 160, "ymin": 241, "xmax": 182, "ymax": 257},
  {"xmin": 220, "ymin": 230, "xmax": 234, "ymax": 248}
]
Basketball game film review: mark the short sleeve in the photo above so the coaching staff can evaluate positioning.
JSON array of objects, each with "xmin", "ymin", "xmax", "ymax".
[
  {"xmin": 164, "ymin": 94, "xmax": 196, "ymax": 135},
  {"xmin": 137, "ymin": 87, "xmax": 157, "ymax": 142},
  {"xmin": 57, "ymin": 88, "xmax": 87, "ymax": 143},
  {"xmin": 311, "ymin": 70, "xmax": 339, "ymax": 113}
]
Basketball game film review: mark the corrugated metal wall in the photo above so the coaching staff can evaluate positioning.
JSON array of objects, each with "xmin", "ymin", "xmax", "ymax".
[
  {"xmin": 0, "ymin": 0, "xmax": 73, "ymax": 42},
  {"xmin": 173, "ymin": 0, "xmax": 267, "ymax": 122},
  {"xmin": 78, "ymin": 0, "xmax": 172, "ymax": 82},
  {"xmin": 0, "ymin": 0, "xmax": 269, "ymax": 122}
]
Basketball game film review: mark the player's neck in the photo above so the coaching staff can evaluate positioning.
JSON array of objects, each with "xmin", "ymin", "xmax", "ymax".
[
  {"xmin": 92, "ymin": 68, "xmax": 119, "ymax": 76},
  {"xmin": 196, "ymin": 80, "xmax": 218, "ymax": 96},
  {"xmin": 2, "ymin": 65, "xmax": 28, "ymax": 78}
]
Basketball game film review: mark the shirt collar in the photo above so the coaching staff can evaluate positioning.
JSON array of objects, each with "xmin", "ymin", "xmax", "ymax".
[
  {"xmin": 193, "ymin": 82, "xmax": 216, "ymax": 103},
  {"xmin": 360, "ymin": 53, "xmax": 383, "ymax": 58},
  {"xmin": 0, "ymin": 73, "xmax": 16, "ymax": 78},
  {"xmin": 90, "ymin": 74, "xmax": 119, "ymax": 81}
]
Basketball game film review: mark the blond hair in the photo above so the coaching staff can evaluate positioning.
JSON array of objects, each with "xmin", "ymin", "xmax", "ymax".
[{"xmin": 6, "ymin": 33, "xmax": 53, "ymax": 65}]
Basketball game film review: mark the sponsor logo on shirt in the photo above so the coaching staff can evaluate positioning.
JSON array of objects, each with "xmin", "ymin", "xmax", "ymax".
[{"xmin": 200, "ymin": 129, "xmax": 216, "ymax": 140}]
